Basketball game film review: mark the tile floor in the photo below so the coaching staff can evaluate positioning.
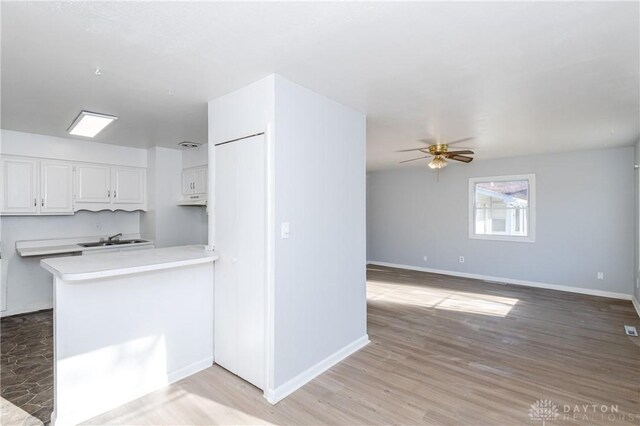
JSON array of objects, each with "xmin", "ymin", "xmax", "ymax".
[{"xmin": 1, "ymin": 310, "xmax": 53, "ymax": 424}]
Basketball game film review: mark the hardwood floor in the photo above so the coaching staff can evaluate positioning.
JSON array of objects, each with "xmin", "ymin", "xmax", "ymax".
[{"xmin": 88, "ymin": 265, "xmax": 640, "ymax": 425}]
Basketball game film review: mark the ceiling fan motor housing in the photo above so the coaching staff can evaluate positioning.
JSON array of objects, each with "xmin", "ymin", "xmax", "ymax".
[{"xmin": 428, "ymin": 144, "xmax": 448, "ymax": 155}]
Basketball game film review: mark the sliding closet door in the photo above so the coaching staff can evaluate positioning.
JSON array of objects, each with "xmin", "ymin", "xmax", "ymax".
[{"xmin": 214, "ymin": 134, "xmax": 265, "ymax": 390}]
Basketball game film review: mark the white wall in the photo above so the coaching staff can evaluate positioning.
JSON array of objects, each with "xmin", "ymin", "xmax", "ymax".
[
  {"xmin": 141, "ymin": 147, "xmax": 207, "ymax": 247},
  {"xmin": 208, "ymin": 75, "xmax": 275, "ymax": 386},
  {"xmin": 1, "ymin": 211, "xmax": 140, "ymax": 316},
  {"xmin": 180, "ymin": 144, "xmax": 209, "ymax": 245},
  {"xmin": 182, "ymin": 144, "xmax": 208, "ymax": 169},
  {"xmin": 0, "ymin": 129, "xmax": 147, "ymax": 167},
  {"xmin": 0, "ymin": 130, "xmax": 148, "ymax": 316},
  {"xmin": 0, "ymin": 130, "xmax": 209, "ymax": 316},
  {"xmin": 208, "ymin": 74, "xmax": 367, "ymax": 396},
  {"xmin": 634, "ymin": 140, "xmax": 640, "ymax": 306},
  {"xmin": 52, "ymin": 262, "xmax": 213, "ymax": 425},
  {"xmin": 208, "ymin": 77, "xmax": 275, "ymax": 146},
  {"xmin": 368, "ymin": 146, "xmax": 635, "ymax": 297},
  {"xmin": 272, "ymin": 75, "xmax": 367, "ymax": 387}
]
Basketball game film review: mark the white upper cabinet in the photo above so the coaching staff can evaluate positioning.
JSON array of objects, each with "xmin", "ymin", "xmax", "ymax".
[
  {"xmin": 182, "ymin": 166, "xmax": 207, "ymax": 196},
  {"xmin": 40, "ymin": 160, "xmax": 73, "ymax": 214},
  {"xmin": 1, "ymin": 156, "xmax": 74, "ymax": 215},
  {"xmin": 1, "ymin": 156, "xmax": 146, "ymax": 215},
  {"xmin": 182, "ymin": 168, "xmax": 195, "ymax": 196},
  {"xmin": 1, "ymin": 156, "xmax": 38, "ymax": 214},
  {"xmin": 111, "ymin": 167, "xmax": 145, "ymax": 204},
  {"xmin": 75, "ymin": 164, "xmax": 111, "ymax": 203},
  {"xmin": 193, "ymin": 167, "xmax": 207, "ymax": 195},
  {"xmin": 74, "ymin": 163, "xmax": 146, "ymax": 211}
]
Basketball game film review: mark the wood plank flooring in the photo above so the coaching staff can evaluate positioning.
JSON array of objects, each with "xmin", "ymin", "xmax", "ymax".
[{"xmin": 87, "ymin": 265, "xmax": 640, "ymax": 425}]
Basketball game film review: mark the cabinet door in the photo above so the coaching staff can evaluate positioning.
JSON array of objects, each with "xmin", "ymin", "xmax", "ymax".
[
  {"xmin": 75, "ymin": 164, "xmax": 111, "ymax": 203},
  {"xmin": 111, "ymin": 167, "xmax": 145, "ymax": 204},
  {"xmin": 1, "ymin": 157, "xmax": 38, "ymax": 214},
  {"xmin": 182, "ymin": 169, "xmax": 195, "ymax": 195},
  {"xmin": 193, "ymin": 167, "xmax": 207, "ymax": 195},
  {"xmin": 41, "ymin": 160, "xmax": 73, "ymax": 213}
]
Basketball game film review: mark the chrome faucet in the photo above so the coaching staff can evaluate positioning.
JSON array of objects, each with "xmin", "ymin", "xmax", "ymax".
[{"xmin": 107, "ymin": 233, "xmax": 122, "ymax": 242}]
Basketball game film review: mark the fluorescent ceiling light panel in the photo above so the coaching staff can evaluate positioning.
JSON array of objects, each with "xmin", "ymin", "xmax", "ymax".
[{"xmin": 68, "ymin": 111, "xmax": 118, "ymax": 137}]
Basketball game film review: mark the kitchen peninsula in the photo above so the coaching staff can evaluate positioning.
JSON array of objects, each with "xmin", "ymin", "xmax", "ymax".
[{"xmin": 40, "ymin": 245, "xmax": 218, "ymax": 426}]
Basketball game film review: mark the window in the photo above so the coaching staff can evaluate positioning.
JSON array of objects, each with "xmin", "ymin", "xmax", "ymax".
[{"xmin": 469, "ymin": 174, "xmax": 535, "ymax": 242}]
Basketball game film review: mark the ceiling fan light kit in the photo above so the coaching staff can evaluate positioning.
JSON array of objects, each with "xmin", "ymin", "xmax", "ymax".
[{"xmin": 428, "ymin": 156, "xmax": 447, "ymax": 169}]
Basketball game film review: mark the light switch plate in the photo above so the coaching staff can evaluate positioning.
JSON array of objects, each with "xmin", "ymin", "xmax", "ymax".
[{"xmin": 281, "ymin": 222, "xmax": 290, "ymax": 239}]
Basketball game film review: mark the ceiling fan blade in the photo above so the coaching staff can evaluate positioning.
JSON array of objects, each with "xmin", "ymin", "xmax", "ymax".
[
  {"xmin": 446, "ymin": 137, "xmax": 475, "ymax": 145},
  {"xmin": 396, "ymin": 147, "xmax": 429, "ymax": 153},
  {"xmin": 399, "ymin": 155, "xmax": 431, "ymax": 164},
  {"xmin": 417, "ymin": 137, "xmax": 437, "ymax": 145},
  {"xmin": 445, "ymin": 150, "xmax": 474, "ymax": 155},
  {"xmin": 447, "ymin": 155, "xmax": 474, "ymax": 163}
]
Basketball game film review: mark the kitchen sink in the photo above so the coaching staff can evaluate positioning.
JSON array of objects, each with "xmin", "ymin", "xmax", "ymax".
[
  {"xmin": 78, "ymin": 241, "xmax": 115, "ymax": 247},
  {"xmin": 79, "ymin": 239, "xmax": 149, "ymax": 248},
  {"xmin": 113, "ymin": 239, "xmax": 148, "ymax": 245}
]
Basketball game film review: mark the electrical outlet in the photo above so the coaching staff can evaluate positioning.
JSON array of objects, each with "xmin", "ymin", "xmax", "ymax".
[
  {"xmin": 459, "ymin": 256, "xmax": 465, "ymax": 264},
  {"xmin": 597, "ymin": 272, "xmax": 604, "ymax": 280},
  {"xmin": 423, "ymin": 256, "xmax": 428, "ymax": 262}
]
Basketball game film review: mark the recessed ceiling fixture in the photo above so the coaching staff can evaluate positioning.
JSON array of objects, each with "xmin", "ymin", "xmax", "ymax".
[
  {"xmin": 68, "ymin": 111, "xmax": 118, "ymax": 138},
  {"xmin": 178, "ymin": 141, "xmax": 202, "ymax": 148}
]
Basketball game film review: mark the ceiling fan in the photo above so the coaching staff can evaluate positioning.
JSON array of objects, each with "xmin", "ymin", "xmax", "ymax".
[{"xmin": 398, "ymin": 137, "xmax": 475, "ymax": 169}]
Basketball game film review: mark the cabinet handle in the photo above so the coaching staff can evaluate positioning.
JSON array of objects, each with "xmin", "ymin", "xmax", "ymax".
[
  {"xmin": 41, "ymin": 198, "xmax": 44, "ymax": 207},
  {"xmin": 107, "ymin": 190, "xmax": 110, "ymax": 198},
  {"xmin": 34, "ymin": 198, "xmax": 36, "ymax": 207},
  {"xmin": 114, "ymin": 191, "xmax": 116, "ymax": 198}
]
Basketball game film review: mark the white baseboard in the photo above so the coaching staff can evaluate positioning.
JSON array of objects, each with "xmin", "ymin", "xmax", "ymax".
[
  {"xmin": 367, "ymin": 261, "xmax": 633, "ymax": 301},
  {"xmin": 263, "ymin": 334, "xmax": 369, "ymax": 405},
  {"xmin": 632, "ymin": 297, "xmax": 640, "ymax": 318},
  {"xmin": 0, "ymin": 301, "xmax": 53, "ymax": 318},
  {"xmin": 53, "ymin": 356, "xmax": 213, "ymax": 426},
  {"xmin": 167, "ymin": 356, "xmax": 214, "ymax": 384}
]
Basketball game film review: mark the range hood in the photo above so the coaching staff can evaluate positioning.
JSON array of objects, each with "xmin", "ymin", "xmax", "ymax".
[{"xmin": 177, "ymin": 195, "xmax": 207, "ymax": 206}]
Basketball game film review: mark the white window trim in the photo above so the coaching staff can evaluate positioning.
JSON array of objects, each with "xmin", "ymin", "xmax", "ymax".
[{"xmin": 468, "ymin": 173, "xmax": 536, "ymax": 243}]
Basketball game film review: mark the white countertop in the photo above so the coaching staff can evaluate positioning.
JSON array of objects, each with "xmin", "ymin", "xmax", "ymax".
[
  {"xmin": 41, "ymin": 245, "xmax": 218, "ymax": 282},
  {"xmin": 16, "ymin": 234, "xmax": 153, "ymax": 257}
]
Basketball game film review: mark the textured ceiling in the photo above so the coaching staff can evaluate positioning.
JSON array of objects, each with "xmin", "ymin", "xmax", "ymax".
[{"xmin": 2, "ymin": 1, "xmax": 638, "ymax": 170}]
